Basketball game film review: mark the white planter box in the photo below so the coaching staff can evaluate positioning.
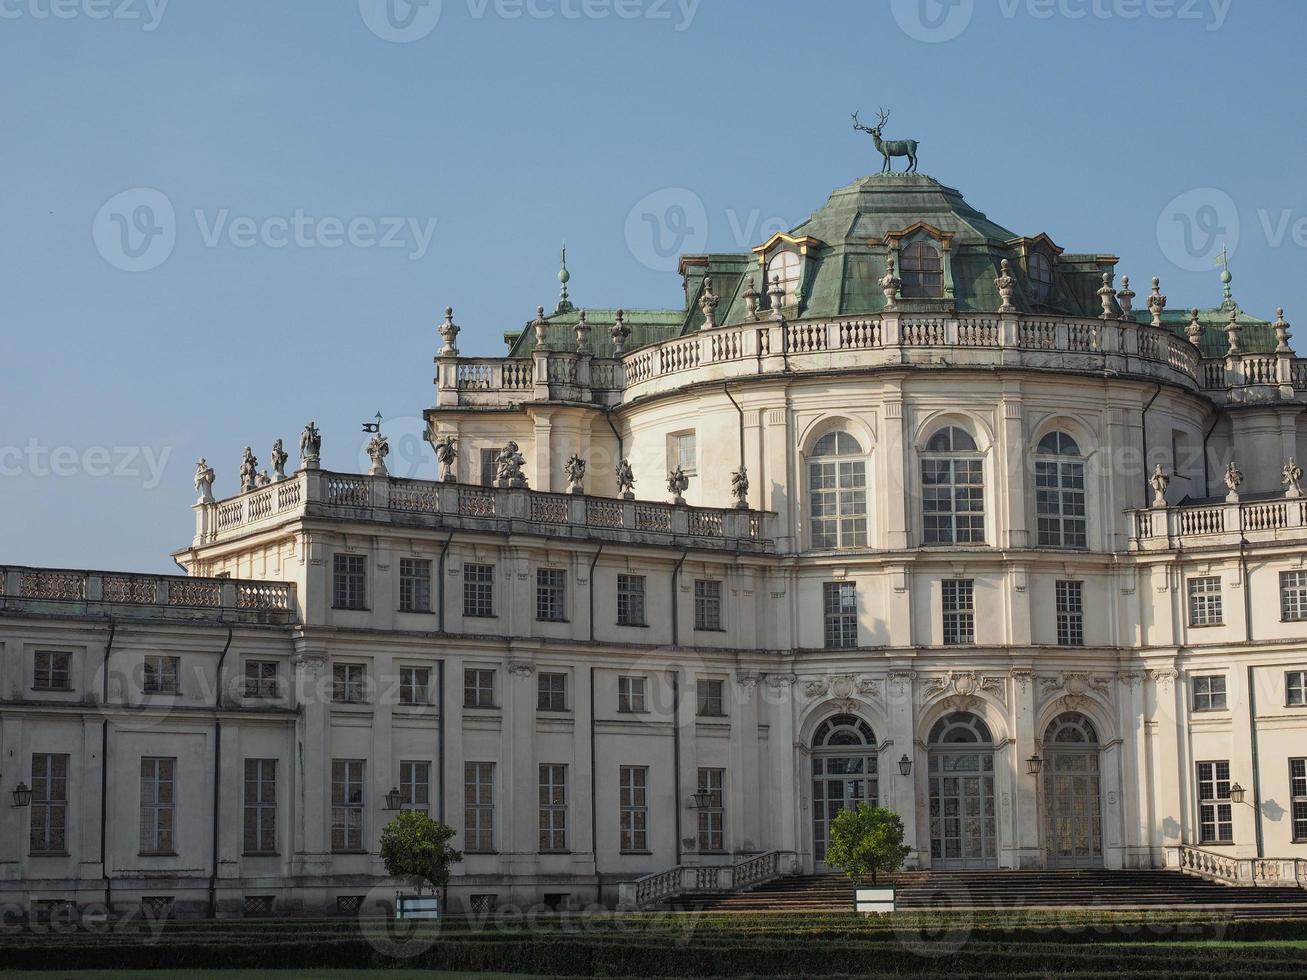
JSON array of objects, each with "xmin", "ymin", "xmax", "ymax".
[
  {"xmin": 396, "ymin": 894, "xmax": 440, "ymax": 920},
  {"xmin": 854, "ymin": 885, "xmax": 895, "ymax": 914}
]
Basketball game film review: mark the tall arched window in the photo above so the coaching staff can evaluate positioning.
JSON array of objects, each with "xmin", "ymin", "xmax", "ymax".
[
  {"xmin": 1035, "ymin": 431, "xmax": 1087, "ymax": 549},
  {"xmin": 901, "ymin": 242, "xmax": 943, "ymax": 298},
  {"xmin": 1028, "ymin": 250, "xmax": 1054, "ymax": 304},
  {"xmin": 927, "ymin": 712, "xmax": 996, "ymax": 867},
  {"xmin": 811, "ymin": 714, "xmax": 878, "ymax": 864},
  {"xmin": 921, "ymin": 426, "xmax": 984, "ymax": 545},
  {"xmin": 808, "ymin": 430, "xmax": 867, "ymax": 549},
  {"xmin": 767, "ymin": 251, "xmax": 801, "ymax": 307}
]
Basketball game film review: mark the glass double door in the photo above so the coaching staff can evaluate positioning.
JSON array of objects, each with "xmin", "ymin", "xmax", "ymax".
[
  {"xmin": 1043, "ymin": 750, "xmax": 1103, "ymax": 868},
  {"xmin": 928, "ymin": 750, "xmax": 997, "ymax": 868},
  {"xmin": 812, "ymin": 753, "xmax": 878, "ymax": 865}
]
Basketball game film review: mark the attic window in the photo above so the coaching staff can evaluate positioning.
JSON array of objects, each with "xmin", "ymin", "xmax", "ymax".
[
  {"xmin": 900, "ymin": 242, "xmax": 943, "ymax": 298},
  {"xmin": 766, "ymin": 250, "xmax": 801, "ymax": 307},
  {"xmin": 1028, "ymin": 250, "xmax": 1054, "ymax": 304}
]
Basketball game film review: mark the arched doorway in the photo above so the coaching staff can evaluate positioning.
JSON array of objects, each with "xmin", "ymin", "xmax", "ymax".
[
  {"xmin": 927, "ymin": 711, "xmax": 997, "ymax": 869},
  {"xmin": 1042, "ymin": 712, "xmax": 1104, "ymax": 868},
  {"xmin": 811, "ymin": 714, "xmax": 878, "ymax": 867}
]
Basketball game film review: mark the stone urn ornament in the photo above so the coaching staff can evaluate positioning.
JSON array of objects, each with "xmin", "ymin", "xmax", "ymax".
[
  {"xmin": 994, "ymin": 258, "xmax": 1015, "ymax": 313},
  {"xmin": 437, "ymin": 306, "xmax": 460, "ymax": 358},
  {"xmin": 611, "ymin": 309, "xmax": 631, "ymax": 355},
  {"xmin": 1147, "ymin": 277, "xmax": 1167, "ymax": 328},
  {"xmin": 1116, "ymin": 275, "xmax": 1135, "ymax": 320},
  {"xmin": 743, "ymin": 277, "xmax": 760, "ymax": 321},
  {"xmin": 879, "ymin": 256, "xmax": 900, "ymax": 311},
  {"xmin": 1097, "ymin": 273, "xmax": 1117, "ymax": 319},
  {"xmin": 699, "ymin": 276, "xmax": 719, "ymax": 330}
]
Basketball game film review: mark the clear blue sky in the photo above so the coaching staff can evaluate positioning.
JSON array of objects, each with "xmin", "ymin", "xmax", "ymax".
[{"xmin": 3, "ymin": 0, "xmax": 1305, "ymax": 572}]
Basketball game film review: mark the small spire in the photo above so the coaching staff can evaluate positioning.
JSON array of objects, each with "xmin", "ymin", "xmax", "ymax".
[
  {"xmin": 556, "ymin": 242, "xmax": 574, "ymax": 314},
  {"xmin": 1216, "ymin": 242, "xmax": 1236, "ymax": 311}
]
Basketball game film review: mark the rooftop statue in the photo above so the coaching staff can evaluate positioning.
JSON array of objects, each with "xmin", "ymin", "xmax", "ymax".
[
  {"xmin": 239, "ymin": 447, "xmax": 259, "ymax": 493},
  {"xmin": 434, "ymin": 434, "xmax": 458, "ymax": 482},
  {"xmin": 270, "ymin": 439, "xmax": 289, "ymax": 482},
  {"xmin": 299, "ymin": 421, "xmax": 321, "ymax": 469},
  {"xmin": 852, "ymin": 108, "xmax": 919, "ymax": 174},
  {"xmin": 565, "ymin": 454, "xmax": 586, "ymax": 495},
  {"xmin": 497, "ymin": 441, "xmax": 527, "ymax": 489},
  {"xmin": 194, "ymin": 459, "xmax": 215, "ymax": 504},
  {"xmin": 615, "ymin": 458, "xmax": 635, "ymax": 500}
]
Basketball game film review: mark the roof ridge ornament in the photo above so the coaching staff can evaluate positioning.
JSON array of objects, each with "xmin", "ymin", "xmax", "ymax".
[
  {"xmin": 1216, "ymin": 241, "xmax": 1236, "ymax": 311},
  {"xmin": 556, "ymin": 242, "xmax": 574, "ymax": 314}
]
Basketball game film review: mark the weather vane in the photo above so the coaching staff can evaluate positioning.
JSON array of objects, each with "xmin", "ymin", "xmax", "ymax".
[{"xmin": 362, "ymin": 412, "xmax": 382, "ymax": 434}]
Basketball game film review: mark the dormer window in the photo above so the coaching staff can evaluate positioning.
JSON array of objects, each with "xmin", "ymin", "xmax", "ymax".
[
  {"xmin": 900, "ymin": 242, "xmax": 943, "ymax": 298},
  {"xmin": 766, "ymin": 250, "xmax": 801, "ymax": 307},
  {"xmin": 1028, "ymin": 250, "xmax": 1054, "ymax": 304}
]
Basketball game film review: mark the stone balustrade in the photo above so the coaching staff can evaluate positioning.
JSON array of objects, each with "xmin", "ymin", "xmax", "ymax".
[
  {"xmin": 616, "ymin": 850, "xmax": 799, "ymax": 910},
  {"xmin": 0, "ymin": 565, "xmax": 297, "ymax": 623},
  {"xmin": 1165, "ymin": 844, "xmax": 1307, "ymax": 889},
  {"xmin": 1131, "ymin": 497, "xmax": 1307, "ymax": 551},
  {"xmin": 195, "ymin": 469, "xmax": 774, "ymax": 553}
]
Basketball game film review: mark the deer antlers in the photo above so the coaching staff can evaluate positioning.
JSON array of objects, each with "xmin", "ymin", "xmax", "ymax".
[{"xmin": 852, "ymin": 108, "xmax": 891, "ymax": 133}]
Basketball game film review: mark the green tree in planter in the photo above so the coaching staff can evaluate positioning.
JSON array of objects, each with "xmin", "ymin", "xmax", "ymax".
[
  {"xmin": 379, "ymin": 810, "xmax": 463, "ymax": 894},
  {"xmin": 825, "ymin": 803, "xmax": 911, "ymax": 885}
]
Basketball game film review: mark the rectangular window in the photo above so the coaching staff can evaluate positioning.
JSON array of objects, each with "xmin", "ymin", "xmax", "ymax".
[
  {"xmin": 463, "ymin": 563, "xmax": 495, "ymax": 618},
  {"xmin": 1035, "ymin": 458, "xmax": 1087, "ymax": 549},
  {"xmin": 243, "ymin": 759, "xmax": 277, "ymax": 855},
  {"xmin": 536, "ymin": 568, "xmax": 567, "ymax": 622},
  {"xmin": 1188, "ymin": 576, "xmax": 1223, "ymax": 627},
  {"xmin": 1192, "ymin": 674, "xmax": 1228, "ymax": 712},
  {"xmin": 1291, "ymin": 759, "xmax": 1307, "ymax": 841},
  {"xmin": 399, "ymin": 666, "xmax": 430, "ymax": 705},
  {"xmin": 618, "ymin": 675, "xmax": 647, "ymax": 713},
  {"xmin": 143, "ymin": 655, "xmax": 180, "ymax": 694},
  {"xmin": 33, "ymin": 650, "xmax": 71, "ymax": 691},
  {"xmin": 538, "ymin": 671, "xmax": 567, "ymax": 711},
  {"xmin": 1287, "ymin": 671, "xmax": 1307, "ymax": 707},
  {"xmin": 539, "ymin": 764, "xmax": 567, "ymax": 852},
  {"xmin": 696, "ymin": 768, "xmax": 725, "ymax": 852},
  {"xmin": 398, "ymin": 558, "xmax": 432, "ymax": 613},
  {"xmin": 823, "ymin": 581, "xmax": 858, "ymax": 649},
  {"xmin": 333, "ymin": 554, "xmax": 367, "ymax": 610},
  {"xmin": 694, "ymin": 579, "xmax": 722, "ymax": 631},
  {"xmin": 669, "ymin": 431, "xmax": 697, "ymax": 474},
  {"xmin": 464, "ymin": 668, "xmax": 495, "ymax": 708},
  {"xmin": 941, "ymin": 579, "xmax": 975, "ymax": 646},
  {"xmin": 696, "ymin": 678, "xmax": 724, "ymax": 717},
  {"xmin": 30, "ymin": 753, "xmax": 68, "ymax": 855},
  {"xmin": 1196, "ymin": 760, "xmax": 1233, "ymax": 843},
  {"xmin": 332, "ymin": 663, "xmax": 366, "ymax": 704},
  {"xmin": 1281, "ymin": 571, "xmax": 1307, "ymax": 622},
  {"xmin": 400, "ymin": 760, "xmax": 430, "ymax": 814},
  {"xmin": 619, "ymin": 765, "xmax": 649, "ymax": 852},
  {"xmin": 331, "ymin": 760, "xmax": 365, "ymax": 852},
  {"xmin": 921, "ymin": 457, "xmax": 985, "ymax": 545},
  {"xmin": 464, "ymin": 762, "xmax": 495, "ymax": 852},
  {"xmin": 479, "ymin": 448, "xmax": 499, "ymax": 487},
  {"xmin": 616, "ymin": 574, "xmax": 647, "ymax": 627},
  {"xmin": 1055, "ymin": 580, "xmax": 1084, "ymax": 647},
  {"xmin": 243, "ymin": 660, "xmax": 279, "ymax": 699},
  {"xmin": 139, "ymin": 757, "xmax": 176, "ymax": 855}
]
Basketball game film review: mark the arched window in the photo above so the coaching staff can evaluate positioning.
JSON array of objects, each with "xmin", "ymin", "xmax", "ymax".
[
  {"xmin": 1028, "ymin": 250, "xmax": 1054, "ymax": 305},
  {"xmin": 1035, "ymin": 431, "xmax": 1087, "ymax": 549},
  {"xmin": 811, "ymin": 713, "xmax": 879, "ymax": 864},
  {"xmin": 900, "ymin": 241, "xmax": 943, "ymax": 298},
  {"xmin": 1043, "ymin": 712, "xmax": 1098, "ymax": 745},
  {"xmin": 767, "ymin": 251, "xmax": 801, "ymax": 308},
  {"xmin": 813, "ymin": 713, "xmax": 877, "ymax": 747},
  {"xmin": 928, "ymin": 711, "xmax": 993, "ymax": 745},
  {"xmin": 808, "ymin": 430, "xmax": 867, "ymax": 549},
  {"xmin": 921, "ymin": 426, "xmax": 984, "ymax": 545}
]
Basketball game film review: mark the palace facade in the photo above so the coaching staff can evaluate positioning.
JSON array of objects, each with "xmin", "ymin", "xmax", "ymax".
[{"xmin": 4, "ymin": 171, "xmax": 1307, "ymax": 918}]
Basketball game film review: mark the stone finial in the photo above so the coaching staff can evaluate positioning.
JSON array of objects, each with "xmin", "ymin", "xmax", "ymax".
[
  {"xmin": 743, "ymin": 276, "xmax": 760, "ymax": 321},
  {"xmin": 1117, "ymin": 275, "xmax": 1135, "ymax": 321},
  {"xmin": 299, "ymin": 422, "xmax": 321, "ymax": 469},
  {"xmin": 434, "ymin": 434, "xmax": 458, "ymax": 482},
  {"xmin": 1097, "ymin": 273, "xmax": 1116, "ymax": 319},
  {"xmin": 879, "ymin": 256, "xmax": 901, "ymax": 311},
  {"xmin": 575, "ymin": 309, "xmax": 592, "ymax": 354},
  {"xmin": 496, "ymin": 441, "xmax": 527, "ymax": 489},
  {"xmin": 730, "ymin": 465, "xmax": 750, "ymax": 510},
  {"xmin": 615, "ymin": 458, "xmax": 635, "ymax": 500},
  {"xmin": 611, "ymin": 309, "xmax": 631, "ymax": 355},
  {"xmin": 1274, "ymin": 307, "xmax": 1293, "ymax": 354},
  {"xmin": 532, "ymin": 306, "xmax": 549, "ymax": 349},
  {"xmin": 1223, "ymin": 461, "xmax": 1243, "ymax": 503},
  {"xmin": 768, "ymin": 275, "xmax": 786, "ymax": 321},
  {"xmin": 366, "ymin": 431, "xmax": 389, "ymax": 477},
  {"xmin": 270, "ymin": 439, "xmax": 289, "ymax": 482},
  {"xmin": 1284, "ymin": 458, "xmax": 1304, "ymax": 499},
  {"xmin": 556, "ymin": 243, "xmax": 573, "ymax": 314},
  {"xmin": 667, "ymin": 465, "xmax": 690, "ymax": 505},
  {"xmin": 194, "ymin": 459, "xmax": 215, "ymax": 504},
  {"xmin": 239, "ymin": 447, "xmax": 258, "ymax": 493},
  {"xmin": 699, "ymin": 276, "xmax": 719, "ymax": 330},
  {"xmin": 1149, "ymin": 464, "xmax": 1170, "ymax": 509},
  {"xmin": 1225, "ymin": 308, "xmax": 1242, "ymax": 356},
  {"xmin": 1185, "ymin": 308, "xmax": 1203, "ymax": 348},
  {"xmin": 1147, "ymin": 276, "xmax": 1167, "ymax": 328},
  {"xmin": 564, "ymin": 454, "xmax": 586, "ymax": 495},
  {"xmin": 437, "ymin": 306, "xmax": 460, "ymax": 357},
  {"xmin": 994, "ymin": 258, "xmax": 1015, "ymax": 313}
]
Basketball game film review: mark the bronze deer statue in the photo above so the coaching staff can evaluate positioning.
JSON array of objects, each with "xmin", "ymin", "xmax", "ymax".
[{"xmin": 853, "ymin": 108, "xmax": 919, "ymax": 174}]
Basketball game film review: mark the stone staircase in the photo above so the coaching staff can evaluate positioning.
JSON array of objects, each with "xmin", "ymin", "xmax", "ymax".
[{"xmin": 667, "ymin": 869, "xmax": 1307, "ymax": 915}]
